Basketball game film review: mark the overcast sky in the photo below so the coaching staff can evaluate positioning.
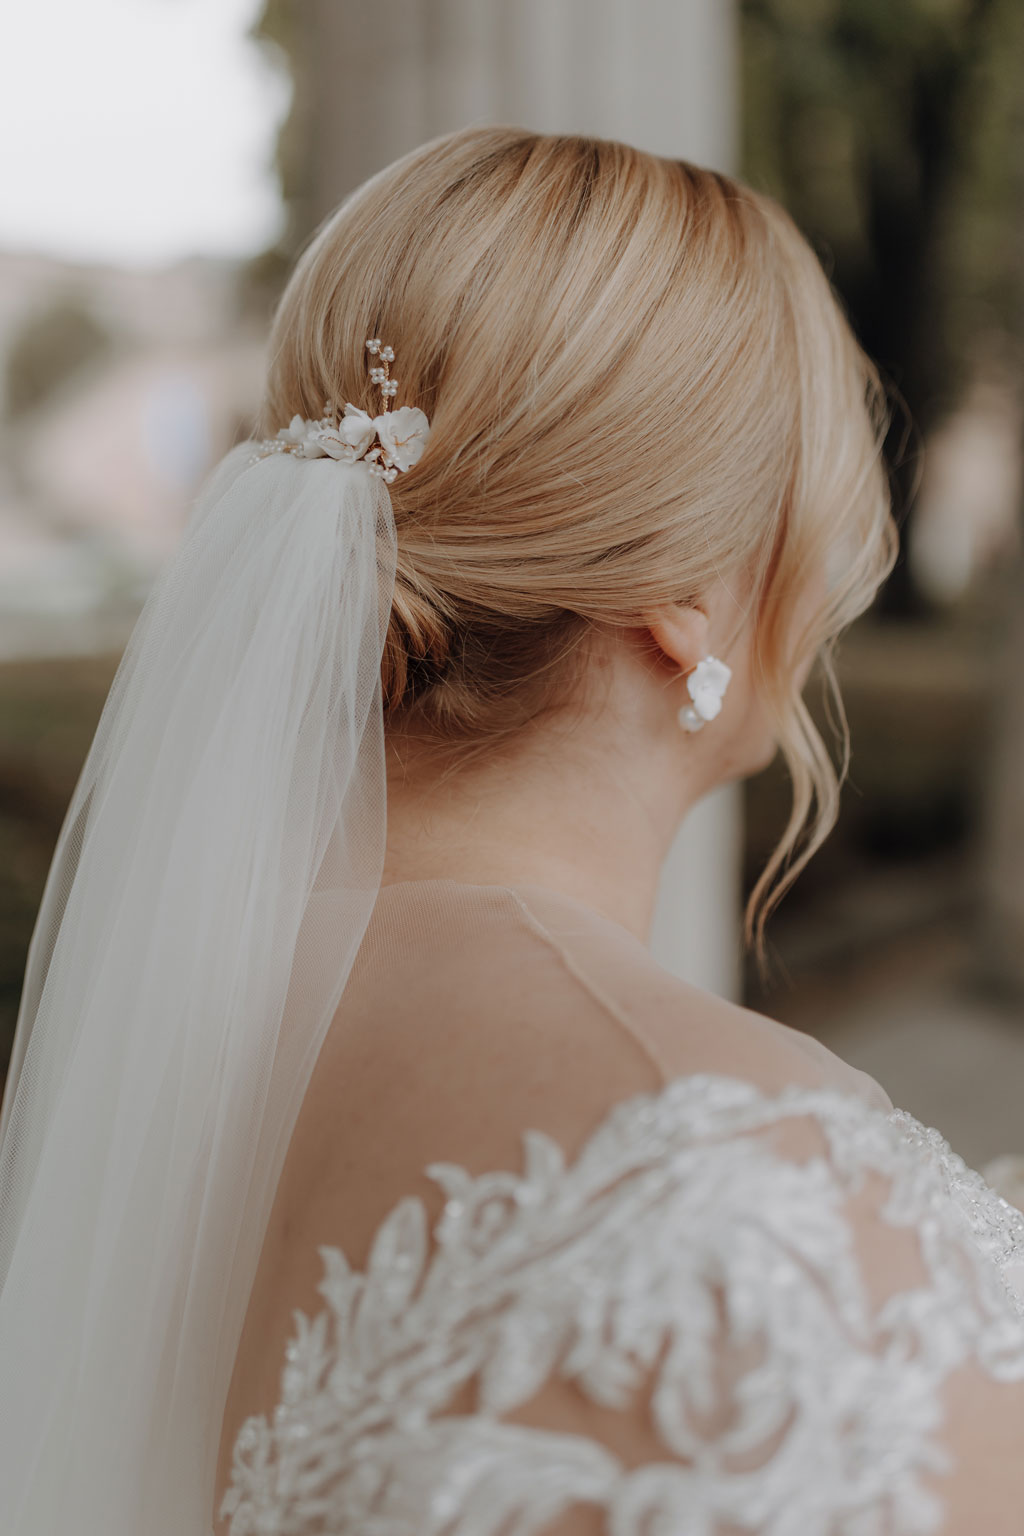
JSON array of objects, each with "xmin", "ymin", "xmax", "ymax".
[{"xmin": 2, "ymin": 0, "xmax": 289, "ymax": 268}]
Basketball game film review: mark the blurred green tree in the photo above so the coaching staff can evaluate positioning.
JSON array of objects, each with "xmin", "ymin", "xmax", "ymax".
[{"xmin": 740, "ymin": 0, "xmax": 1024, "ymax": 614}]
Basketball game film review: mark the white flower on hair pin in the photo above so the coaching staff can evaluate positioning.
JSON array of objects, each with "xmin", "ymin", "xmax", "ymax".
[
  {"xmin": 248, "ymin": 338, "xmax": 431, "ymax": 482},
  {"xmin": 678, "ymin": 655, "xmax": 732, "ymax": 733}
]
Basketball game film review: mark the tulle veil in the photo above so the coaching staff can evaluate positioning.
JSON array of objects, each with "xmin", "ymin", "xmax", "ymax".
[{"xmin": 0, "ymin": 438, "xmax": 397, "ymax": 1533}]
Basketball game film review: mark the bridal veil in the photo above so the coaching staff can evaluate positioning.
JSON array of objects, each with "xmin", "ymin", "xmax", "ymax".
[{"xmin": 0, "ymin": 440, "xmax": 397, "ymax": 1534}]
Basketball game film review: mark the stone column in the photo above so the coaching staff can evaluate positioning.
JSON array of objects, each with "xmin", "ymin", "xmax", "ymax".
[
  {"xmin": 293, "ymin": 0, "xmax": 743, "ymax": 997},
  {"xmin": 979, "ymin": 547, "xmax": 1024, "ymax": 1000}
]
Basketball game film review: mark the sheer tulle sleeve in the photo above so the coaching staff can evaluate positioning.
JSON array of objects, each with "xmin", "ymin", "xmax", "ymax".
[{"xmin": 219, "ymin": 1070, "xmax": 1024, "ymax": 1536}]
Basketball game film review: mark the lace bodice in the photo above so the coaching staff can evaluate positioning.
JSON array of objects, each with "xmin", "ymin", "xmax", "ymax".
[{"xmin": 219, "ymin": 1070, "xmax": 1024, "ymax": 1536}]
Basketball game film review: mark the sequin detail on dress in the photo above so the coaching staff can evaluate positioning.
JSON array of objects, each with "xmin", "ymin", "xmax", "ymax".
[{"xmin": 220, "ymin": 1073, "xmax": 1024, "ymax": 1536}]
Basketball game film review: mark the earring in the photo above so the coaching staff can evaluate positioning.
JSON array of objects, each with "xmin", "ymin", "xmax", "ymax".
[{"xmin": 678, "ymin": 655, "xmax": 732, "ymax": 733}]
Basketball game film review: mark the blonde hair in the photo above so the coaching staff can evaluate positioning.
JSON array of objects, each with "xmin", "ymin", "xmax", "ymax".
[{"xmin": 258, "ymin": 124, "xmax": 897, "ymax": 954}]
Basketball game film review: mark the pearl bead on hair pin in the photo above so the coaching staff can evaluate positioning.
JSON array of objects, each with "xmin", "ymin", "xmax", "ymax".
[
  {"xmin": 678, "ymin": 655, "xmax": 732, "ymax": 732},
  {"xmin": 246, "ymin": 338, "xmax": 431, "ymax": 479}
]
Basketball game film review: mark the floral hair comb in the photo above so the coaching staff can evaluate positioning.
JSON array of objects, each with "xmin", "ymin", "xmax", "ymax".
[{"xmin": 248, "ymin": 338, "xmax": 431, "ymax": 481}]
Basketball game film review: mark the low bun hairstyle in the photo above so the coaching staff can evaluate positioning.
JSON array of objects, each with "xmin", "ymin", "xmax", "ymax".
[{"xmin": 258, "ymin": 124, "xmax": 897, "ymax": 953}]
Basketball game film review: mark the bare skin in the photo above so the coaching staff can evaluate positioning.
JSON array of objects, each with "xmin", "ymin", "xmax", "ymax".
[{"xmin": 380, "ymin": 577, "xmax": 776, "ymax": 945}]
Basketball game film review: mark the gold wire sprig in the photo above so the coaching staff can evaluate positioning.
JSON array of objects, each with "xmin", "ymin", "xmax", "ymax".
[{"xmin": 365, "ymin": 337, "xmax": 399, "ymax": 411}]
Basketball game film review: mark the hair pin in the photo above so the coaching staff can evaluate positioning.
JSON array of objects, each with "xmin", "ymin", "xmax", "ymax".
[{"xmin": 248, "ymin": 338, "xmax": 430, "ymax": 479}]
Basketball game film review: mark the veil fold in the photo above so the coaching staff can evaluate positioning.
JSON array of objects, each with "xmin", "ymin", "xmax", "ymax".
[{"xmin": 0, "ymin": 441, "xmax": 397, "ymax": 1534}]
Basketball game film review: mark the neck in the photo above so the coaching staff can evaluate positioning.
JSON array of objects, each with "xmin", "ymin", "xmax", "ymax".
[{"xmin": 380, "ymin": 716, "xmax": 703, "ymax": 945}]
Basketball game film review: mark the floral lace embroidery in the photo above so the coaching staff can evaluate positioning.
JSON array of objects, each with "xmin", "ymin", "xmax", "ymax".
[{"xmin": 220, "ymin": 1074, "xmax": 1024, "ymax": 1536}]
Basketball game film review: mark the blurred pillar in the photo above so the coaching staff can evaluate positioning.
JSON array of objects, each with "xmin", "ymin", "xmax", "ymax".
[
  {"xmin": 979, "ymin": 553, "xmax": 1024, "ymax": 1001},
  {"xmin": 292, "ymin": 0, "xmax": 742, "ymax": 997},
  {"xmin": 295, "ymin": 1, "xmax": 736, "ymax": 231}
]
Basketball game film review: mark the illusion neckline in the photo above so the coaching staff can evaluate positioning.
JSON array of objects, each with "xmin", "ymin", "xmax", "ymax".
[{"xmin": 375, "ymin": 875, "xmax": 652, "ymax": 951}]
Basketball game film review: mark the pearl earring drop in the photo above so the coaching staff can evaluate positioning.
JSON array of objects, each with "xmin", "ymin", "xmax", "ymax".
[{"xmin": 678, "ymin": 655, "xmax": 732, "ymax": 733}]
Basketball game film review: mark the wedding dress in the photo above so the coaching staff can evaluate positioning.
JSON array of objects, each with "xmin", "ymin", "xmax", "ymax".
[{"xmin": 217, "ymin": 876, "xmax": 1024, "ymax": 1536}]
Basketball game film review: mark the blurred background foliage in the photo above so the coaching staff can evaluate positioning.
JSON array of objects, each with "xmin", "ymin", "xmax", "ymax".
[
  {"xmin": 0, "ymin": 659, "xmax": 116, "ymax": 1037},
  {"xmin": 734, "ymin": 0, "xmax": 1024, "ymax": 1016},
  {"xmin": 741, "ymin": 0, "xmax": 1024, "ymax": 609}
]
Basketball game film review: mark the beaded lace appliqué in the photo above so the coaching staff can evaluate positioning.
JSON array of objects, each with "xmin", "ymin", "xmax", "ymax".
[{"xmin": 220, "ymin": 1074, "xmax": 1024, "ymax": 1536}]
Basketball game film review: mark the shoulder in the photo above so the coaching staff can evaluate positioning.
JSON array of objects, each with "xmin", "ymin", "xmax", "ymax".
[
  {"xmin": 222, "ymin": 875, "xmax": 1024, "ymax": 1534},
  {"xmin": 224, "ymin": 1042, "xmax": 1024, "ymax": 1536},
  {"xmin": 297, "ymin": 874, "xmax": 893, "ymax": 1195},
  {"xmin": 277, "ymin": 888, "xmax": 890, "ymax": 1293},
  {"xmin": 502, "ymin": 878, "xmax": 894, "ymax": 1113}
]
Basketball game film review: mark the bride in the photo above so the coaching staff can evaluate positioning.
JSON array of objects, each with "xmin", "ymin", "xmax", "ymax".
[{"xmin": 2, "ymin": 123, "xmax": 1024, "ymax": 1536}]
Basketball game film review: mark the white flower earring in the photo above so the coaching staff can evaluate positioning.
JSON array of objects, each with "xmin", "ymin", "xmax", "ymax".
[{"xmin": 678, "ymin": 655, "xmax": 732, "ymax": 733}]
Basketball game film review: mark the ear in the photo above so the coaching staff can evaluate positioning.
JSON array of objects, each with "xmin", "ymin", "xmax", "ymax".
[{"xmin": 645, "ymin": 603, "xmax": 710, "ymax": 676}]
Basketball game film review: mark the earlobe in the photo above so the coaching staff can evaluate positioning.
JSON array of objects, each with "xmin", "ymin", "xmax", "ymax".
[
  {"xmin": 645, "ymin": 603, "xmax": 710, "ymax": 675},
  {"xmin": 645, "ymin": 605, "xmax": 732, "ymax": 734}
]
